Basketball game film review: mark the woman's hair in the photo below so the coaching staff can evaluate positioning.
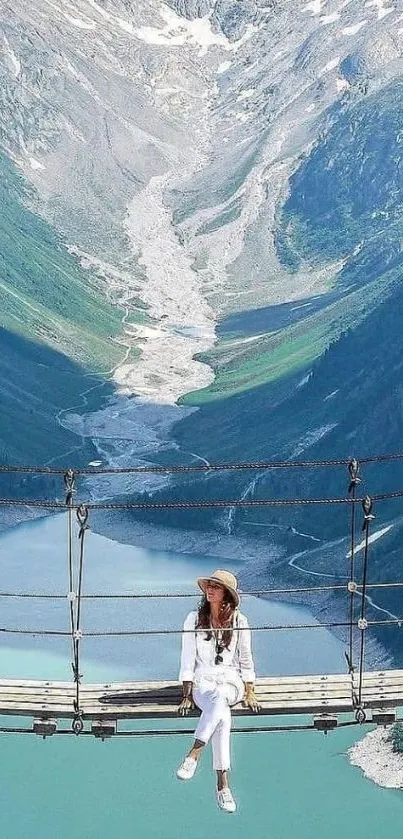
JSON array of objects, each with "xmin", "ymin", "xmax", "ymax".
[{"xmin": 196, "ymin": 592, "xmax": 237, "ymax": 649}]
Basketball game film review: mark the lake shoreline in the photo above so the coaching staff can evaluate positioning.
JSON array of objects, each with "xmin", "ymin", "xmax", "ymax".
[
  {"xmin": 349, "ymin": 728, "xmax": 403, "ymax": 790},
  {"xmin": 91, "ymin": 511, "xmax": 391, "ymax": 673}
]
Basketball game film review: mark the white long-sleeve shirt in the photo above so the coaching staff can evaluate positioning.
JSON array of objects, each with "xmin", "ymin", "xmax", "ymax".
[{"xmin": 178, "ymin": 610, "xmax": 256, "ymax": 684}]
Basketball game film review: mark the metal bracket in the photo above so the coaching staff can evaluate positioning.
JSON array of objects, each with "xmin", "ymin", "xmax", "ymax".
[
  {"xmin": 33, "ymin": 717, "xmax": 57, "ymax": 738},
  {"xmin": 348, "ymin": 459, "xmax": 361, "ymax": 493},
  {"xmin": 91, "ymin": 720, "xmax": 117, "ymax": 740},
  {"xmin": 362, "ymin": 496, "xmax": 375, "ymax": 531},
  {"xmin": 371, "ymin": 709, "xmax": 396, "ymax": 726},
  {"xmin": 72, "ymin": 715, "xmax": 84, "ymax": 735},
  {"xmin": 64, "ymin": 469, "xmax": 76, "ymax": 506},
  {"xmin": 313, "ymin": 714, "xmax": 338, "ymax": 734},
  {"xmin": 355, "ymin": 707, "xmax": 367, "ymax": 724}
]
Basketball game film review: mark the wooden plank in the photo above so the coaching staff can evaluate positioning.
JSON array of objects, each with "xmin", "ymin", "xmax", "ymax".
[
  {"xmin": 84, "ymin": 675, "xmax": 352, "ymax": 689},
  {"xmin": 0, "ymin": 694, "xmax": 72, "ymax": 705},
  {"xmin": 0, "ymin": 687, "xmax": 76, "ymax": 697},
  {"xmin": 0, "ymin": 670, "xmax": 398, "ymax": 691},
  {"xmin": 0, "ymin": 675, "xmax": 352, "ymax": 693},
  {"xmin": 362, "ymin": 692, "xmax": 403, "ymax": 703},
  {"xmin": 361, "ymin": 675, "xmax": 403, "ymax": 685},
  {"xmin": 361, "ymin": 685, "xmax": 403, "ymax": 696},
  {"xmin": 0, "ymin": 705, "xmax": 75, "ymax": 717},
  {"xmin": 362, "ymin": 697, "xmax": 402, "ymax": 709},
  {"xmin": 0, "ymin": 684, "xmax": 355, "ymax": 703},
  {"xmin": 0, "ymin": 683, "xmax": 353, "ymax": 698}
]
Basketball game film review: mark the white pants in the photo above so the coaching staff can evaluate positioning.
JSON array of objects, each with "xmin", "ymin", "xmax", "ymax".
[{"xmin": 193, "ymin": 676, "xmax": 244, "ymax": 771}]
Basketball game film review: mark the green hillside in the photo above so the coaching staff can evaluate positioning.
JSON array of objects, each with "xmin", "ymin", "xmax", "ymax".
[
  {"xmin": 0, "ymin": 153, "xmax": 127, "ymax": 371},
  {"xmin": 182, "ymin": 265, "xmax": 401, "ymax": 405}
]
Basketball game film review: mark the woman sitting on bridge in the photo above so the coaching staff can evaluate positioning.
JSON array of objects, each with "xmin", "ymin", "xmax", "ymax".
[{"xmin": 176, "ymin": 569, "xmax": 260, "ymax": 813}]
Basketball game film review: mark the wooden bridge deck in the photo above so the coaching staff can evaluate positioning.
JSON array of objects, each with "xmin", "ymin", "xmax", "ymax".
[{"xmin": 0, "ymin": 670, "xmax": 402, "ymax": 723}]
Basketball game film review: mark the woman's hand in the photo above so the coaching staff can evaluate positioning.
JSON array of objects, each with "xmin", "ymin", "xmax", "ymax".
[
  {"xmin": 242, "ymin": 684, "xmax": 261, "ymax": 713},
  {"xmin": 177, "ymin": 695, "xmax": 195, "ymax": 716}
]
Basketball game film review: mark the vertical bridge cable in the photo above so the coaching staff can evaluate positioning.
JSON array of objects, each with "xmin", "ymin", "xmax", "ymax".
[
  {"xmin": 64, "ymin": 469, "xmax": 76, "ymax": 678},
  {"xmin": 63, "ymin": 467, "xmax": 88, "ymax": 736},
  {"xmin": 355, "ymin": 495, "xmax": 375, "ymax": 724},
  {"xmin": 345, "ymin": 458, "xmax": 361, "ymax": 676},
  {"xmin": 71, "ymin": 504, "xmax": 89, "ymax": 735},
  {"xmin": 64, "ymin": 469, "xmax": 79, "ymax": 728}
]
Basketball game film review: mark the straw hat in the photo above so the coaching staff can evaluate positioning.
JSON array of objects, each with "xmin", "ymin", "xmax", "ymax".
[{"xmin": 197, "ymin": 569, "xmax": 240, "ymax": 607}]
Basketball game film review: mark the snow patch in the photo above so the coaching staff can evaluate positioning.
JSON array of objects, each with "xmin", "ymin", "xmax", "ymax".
[
  {"xmin": 346, "ymin": 525, "xmax": 393, "ymax": 558},
  {"xmin": 3, "ymin": 35, "xmax": 21, "ymax": 77},
  {"xmin": 29, "ymin": 157, "xmax": 45, "ymax": 171},
  {"xmin": 321, "ymin": 13, "xmax": 340, "ymax": 24},
  {"xmin": 320, "ymin": 57, "xmax": 340, "ymax": 75},
  {"xmin": 116, "ymin": 17, "xmax": 135, "ymax": 34},
  {"xmin": 342, "ymin": 20, "xmax": 368, "ymax": 35},
  {"xmin": 135, "ymin": 6, "xmax": 231, "ymax": 56},
  {"xmin": 296, "ymin": 372, "xmax": 312, "ymax": 389},
  {"xmin": 290, "ymin": 302, "xmax": 313, "ymax": 311},
  {"xmin": 336, "ymin": 77, "xmax": 350, "ymax": 92},
  {"xmin": 135, "ymin": 5, "xmax": 257, "ymax": 57},
  {"xmin": 290, "ymin": 423, "xmax": 338, "ymax": 458},
  {"xmin": 365, "ymin": 0, "xmax": 394, "ymax": 20},
  {"xmin": 237, "ymin": 89, "xmax": 255, "ymax": 101},
  {"xmin": 217, "ymin": 61, "xmax": 231, "ymax": 73},
  {"xmin": 304, "ymin": 0, "xmax": 322, "ymax": 13},
  {"xmin": 64, "ymin": 14, "xmax": 96, "ymax": 29},
  {"xmin": 323, "ymin": 389, "xmax": 339, "ymax": 401}
]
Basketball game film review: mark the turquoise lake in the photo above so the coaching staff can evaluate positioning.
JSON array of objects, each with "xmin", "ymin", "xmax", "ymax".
[{"xmin": 0, "ymin": 515, "xmax": 401, "ymax": 838}]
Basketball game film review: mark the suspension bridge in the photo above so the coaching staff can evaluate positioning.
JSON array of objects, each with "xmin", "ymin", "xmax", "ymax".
[{"xmin": 0, "ymin": 456, "xmax": 402, "ymax": 739}]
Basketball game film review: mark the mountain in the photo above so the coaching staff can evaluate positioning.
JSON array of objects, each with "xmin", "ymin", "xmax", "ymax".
[{"xmin": 3, "ymin": 0, "xmax": 402, "ymax": 409}]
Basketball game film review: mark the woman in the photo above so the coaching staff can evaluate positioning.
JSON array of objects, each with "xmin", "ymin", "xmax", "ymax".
[{"xmin": 176, "ymin": 569, "xmax": 260, "ymax": 813}]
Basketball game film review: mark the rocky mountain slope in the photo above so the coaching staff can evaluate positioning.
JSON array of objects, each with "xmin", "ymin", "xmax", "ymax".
[{"xmin": 2, "ymin": 0, "xmax": 402, "ymax": 412}]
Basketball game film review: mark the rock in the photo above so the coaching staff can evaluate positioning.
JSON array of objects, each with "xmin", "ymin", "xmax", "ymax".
[
  {"xmin": 165, "ymin": 0, "xmax": 213, "ymax": 18},
  {"xmin": 212, "ymin": 0, "xmax": 258, "ymax": 41}
]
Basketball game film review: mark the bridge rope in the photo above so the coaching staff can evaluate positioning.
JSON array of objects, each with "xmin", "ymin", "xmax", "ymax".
[
  {"xmin": 2, "ymin": 449, "xmax": 403, "ymax": 473},
  {"xmin": 0, "ymin": 615, "xmax": 401, "ymax": 637},
  {"xmin": 1, "ymin": 487, "xmax": 403, "ymax": 508},
  {"xmin": 0, "ymin": 582, "xmax": 400, "ymax": 599}
]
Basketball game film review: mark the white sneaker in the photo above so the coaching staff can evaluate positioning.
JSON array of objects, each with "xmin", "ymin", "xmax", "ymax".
[
  {"xmin": 217, "ymin": 787, "xmax": 237, "ymax": 813},
  {"xmin": 176, "ymin": 756, "xmax": 198, "ymax": 780}
]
